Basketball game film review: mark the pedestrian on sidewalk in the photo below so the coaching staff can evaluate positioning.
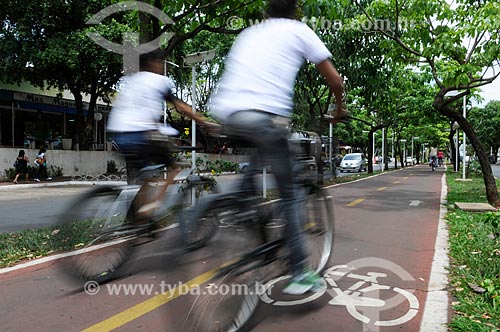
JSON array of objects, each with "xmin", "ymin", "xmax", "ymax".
[
  {"xmin": 13, "ymin": 150, "xmax": 29, "ymax": 184},
  {"xmin": 34, "ymin": 148, "xmax": 52, "ymax": 182}
]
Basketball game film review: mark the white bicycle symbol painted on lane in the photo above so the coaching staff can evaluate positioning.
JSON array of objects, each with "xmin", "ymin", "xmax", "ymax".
[{"xmin": 260, "ymin": 258, "xmax": 420, "ymax": 327}]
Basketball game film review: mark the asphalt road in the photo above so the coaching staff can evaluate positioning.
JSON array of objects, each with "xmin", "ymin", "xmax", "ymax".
[
  {"xmin": 0, "ymin": 161, "xmax": 488, "ymax": 235},
  {"xmin": 1, "ymin": 165, "xmax": 448, "ymax": 332},
  {"xmin": 0, "ymin": 186, "xmax": 90, "ymax": 233},
  {"xmin": 0, "ymin": 168, "xmax": 376, "ymax": 234}
]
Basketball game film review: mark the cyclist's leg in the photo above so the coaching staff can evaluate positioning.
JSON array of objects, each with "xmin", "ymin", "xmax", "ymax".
[
  {"xmin": 136, "ymin": 141, "xmax": 177, "ymax": 215},
  {"xmin": 239, "ymin": 148, "xmax": 260, "ymax": 194},
  {"xmin": 114, "ymin": 131, "xmax": 154, "ymax": 220},
  {"xmin": 225, "ymin": 111, "xmax": 309, "ymax": 279},
  {"xmin": 114, "ymin": 131, "xmax": 148, "ymax": 185}
]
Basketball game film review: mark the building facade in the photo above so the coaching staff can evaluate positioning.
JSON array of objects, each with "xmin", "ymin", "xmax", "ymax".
[{"xmin": 0, "ymin": 82, "xmax": 111, "ymax": 150}]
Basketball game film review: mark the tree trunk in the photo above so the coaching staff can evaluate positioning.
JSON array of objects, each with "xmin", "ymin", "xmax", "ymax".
[
  {"xmin": 447, "ymin": 128, "xmax": 460, "ymax": 172},
  {"xmin": 383, "ymin": 132, "xmax": 389, "ymax": 171},
  {"xmin": 71, "ymin": 91, "xmax": 85, "ymax": 149},
  {"xmin": 461, "ymin": 118, "xmax": 499, "ymax": 207},
  {"xmin": 436, "ymin": 97, "xmax": 500, "ymax": 207}
]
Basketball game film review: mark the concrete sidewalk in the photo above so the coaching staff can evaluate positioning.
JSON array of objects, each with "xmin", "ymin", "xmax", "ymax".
[{"xmin": 0, "ymin": 178, "xmax": 126, "ymax": 190}]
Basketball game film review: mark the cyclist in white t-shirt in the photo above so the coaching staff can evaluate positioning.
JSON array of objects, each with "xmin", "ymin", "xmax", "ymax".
[
  {"xmin": 108, "ymin": 51, "xmax": 209, "ymax": 216},
  {"xmin": 210, "ymin": 0, "xmax": 347, "ymax": 295}
]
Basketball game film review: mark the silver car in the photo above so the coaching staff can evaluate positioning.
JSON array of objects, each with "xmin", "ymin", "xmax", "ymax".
[{"xmin": 339, "ymin": 153, "xmax": 367, "ymax": 173}]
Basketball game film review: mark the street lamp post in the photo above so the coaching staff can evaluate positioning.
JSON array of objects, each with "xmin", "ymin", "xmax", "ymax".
[
  {"xmin": 184, "ymin": 50, "xmax": 216, "ymax": 203},
  {"xmin": 412, "ymin": 137, "xmax": 419, "ymax": 163},
  {"xmin": 452, "ymin": 121, "xmax": 460, "ymax": 172},
  {"xmin": 382, "ymin": 128, "xmax": 385, "ymax": 167},
  {"xmin": 183, "ymin": 50, "xmax": 216, "ymax": 171},
  {"xmin": 328, "ymin": 104, "xmax": 335, "ymax": 179},
  {"xmin": 401, "ymin": 139, "xmax": 407, "ymax": 166}
]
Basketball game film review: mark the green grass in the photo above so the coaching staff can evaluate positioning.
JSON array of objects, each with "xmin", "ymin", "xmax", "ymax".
[
  {"xmin": 446, "ymin": 169, "xmax": 500, "ymax": 331},
  {"xmin": 0, "ymin": 219, "xmax": 103, "ymax": 268},
  {"xmin": 0, "ymin": 210, "xmax": 177, "ymax": 269},
  {"xmin": 0, "ymin": 227, "xmax": 59, "ymax": 268}
]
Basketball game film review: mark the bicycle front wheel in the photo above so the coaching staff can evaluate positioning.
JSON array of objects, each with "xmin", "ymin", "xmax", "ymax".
[
  {"xmin": 181, "ymin": 196, "xmax": 270, "ymax": 332},
  {"xmin": 53, "ymin": 186, "xmax": 138, "ymax": 283},
  {"xmin": 302, "ymin": 187, "xmax": 334, "ymax": 273},
  {"xmin": 256, "ymin": 186, "xmax": 334, "ymax": 307}
]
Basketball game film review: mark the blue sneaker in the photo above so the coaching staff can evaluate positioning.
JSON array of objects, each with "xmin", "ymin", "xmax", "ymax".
[{"xmin": 282, "ymin": 269, "xmax": 326, "ymax": 295}]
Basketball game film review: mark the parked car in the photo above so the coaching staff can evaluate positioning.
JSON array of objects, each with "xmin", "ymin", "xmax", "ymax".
[
  {"xmin": 339, "ymin": 153, "xmax": 367, "ymax": 173},
  {"xmin": 405, "ymin": 156, "xmax": 415, "ymax": 165},
  {"xmin": 297, "ymin": 156, "xmax": 317, "ymax": 171}
]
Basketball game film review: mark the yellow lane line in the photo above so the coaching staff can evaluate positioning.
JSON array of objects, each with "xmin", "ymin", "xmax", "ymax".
[
  {"xmin": 403, "ymin": 177, "xmax": 409, "ymax": 179},
  {"xmin": 377, "ymin": 187, "xmax": 387, "ymax": 191},
  {"xmin": 82, "ymin": 267, "xmax": 219, "ymax": 332},
  {"xmin": 346, "ymin": 198, "xmax": 365, "ymax": 207},
  {"xmin": 393, "ymin": 181, "xmax": 400, "ymax": 184}
]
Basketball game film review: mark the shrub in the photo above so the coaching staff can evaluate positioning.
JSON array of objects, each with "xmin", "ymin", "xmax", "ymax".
[
  {"xmin": 48, "ymin": 165, "xmax": 64, "ymax": 177},
  {"xmin": 107, "ymin": 160, "xmax": 119, "ymax": 174}
]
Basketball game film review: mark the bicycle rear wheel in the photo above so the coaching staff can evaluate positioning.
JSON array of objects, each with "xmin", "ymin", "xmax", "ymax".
[
  {"xmin": 53, "ymin": 186, "xmax": 139, "ymax": 283},
  {"xmin": 181, "ymin": 196, "xmax": 271, "ymax": 332}
]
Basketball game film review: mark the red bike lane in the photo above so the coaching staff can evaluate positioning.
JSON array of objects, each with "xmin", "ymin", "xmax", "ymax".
[{"xmin": 0, "ymin": 165, "xmax": 449, "ymax": 332}]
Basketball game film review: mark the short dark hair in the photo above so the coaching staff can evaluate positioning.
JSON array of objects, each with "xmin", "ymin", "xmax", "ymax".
[
  {"xmin": 139, "ymin": 50, "xmax": 165, "ymax": 71},
  {"xmin": 266, "ymin": 0, "xmax": 298, "ymax": 19}
]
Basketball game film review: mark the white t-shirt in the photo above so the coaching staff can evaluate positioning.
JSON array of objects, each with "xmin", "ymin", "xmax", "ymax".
[
  {"xmin": 210, "ymin": 18, "xmax": 332, "ymax": 120},
  {"xmin": 108, "ymin": 71, "xmax": 175, "ymax": 132}
]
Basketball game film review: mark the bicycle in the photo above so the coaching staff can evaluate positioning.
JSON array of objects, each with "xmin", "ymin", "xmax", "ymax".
[
  {"xmin": 52, "ymin": 140, "xmax": 218, "ymax": 284},
  {"xmin": 181, "ymin": 133, "xmax": 334, "ymax": 332},
  {"xmin": 430, "ymin": 156, "xmax": 438, "ymax": 171}
]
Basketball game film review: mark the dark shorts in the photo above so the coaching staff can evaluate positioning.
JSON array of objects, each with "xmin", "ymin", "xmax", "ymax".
[{"xmin": 113, "ymin": 131, "xmax": 173, "ymax": 184}]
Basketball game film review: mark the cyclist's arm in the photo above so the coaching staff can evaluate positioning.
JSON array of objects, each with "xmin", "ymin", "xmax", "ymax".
[
  {"xmin": 316, "ymin": 59, "xmax": 347, "ymax": 120},
  {"xmin": 168, "ymin": 95, "xmax": 207, "ymax": 124}
]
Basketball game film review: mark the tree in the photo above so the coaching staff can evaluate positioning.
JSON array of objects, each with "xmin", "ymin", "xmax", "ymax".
[
  {"xmin": 0, "ymin": 0, "xmax": 267, "ymax": 149},
  {"xmin": 469, "ymin": 101, "xmax": 500, "ymax": 163},
  {"xmin": 353, "ymin": 0, "xmax": 500, "ymax": 206},
  {"xmin": 292, "ymin": 0, "xmax": 397, "ymax": 174},
  {"xmin": 1, "ymin": 0, "xmax": 126, "ymax": 148}
]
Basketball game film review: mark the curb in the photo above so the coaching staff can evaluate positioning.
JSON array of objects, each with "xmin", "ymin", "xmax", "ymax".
[{"xmin": 0, "ymin": 181, "xmax": 127, "ymax": 190}]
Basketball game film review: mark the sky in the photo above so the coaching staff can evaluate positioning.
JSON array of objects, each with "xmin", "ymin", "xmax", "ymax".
[{"xmin": 475, "ymin": 76, "xmax": 499, "ymax": 107}]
